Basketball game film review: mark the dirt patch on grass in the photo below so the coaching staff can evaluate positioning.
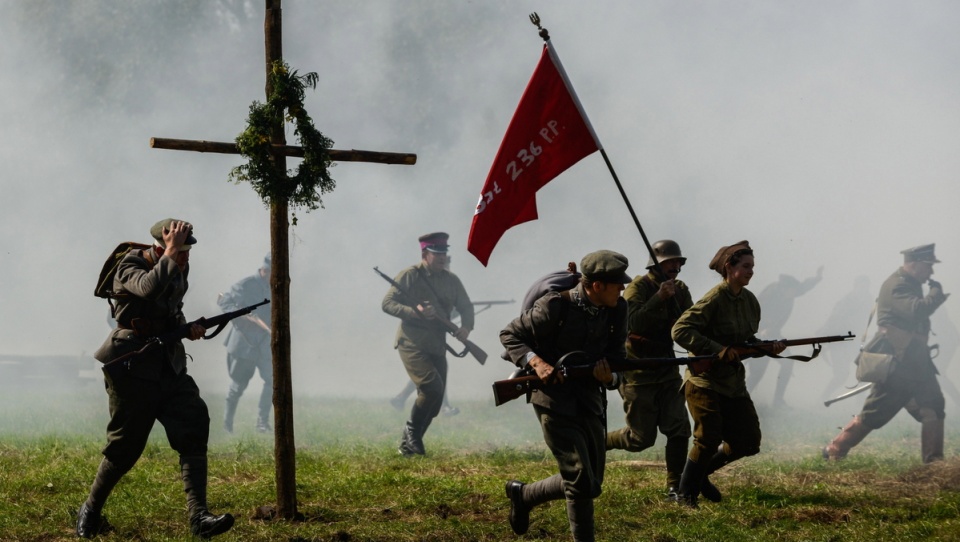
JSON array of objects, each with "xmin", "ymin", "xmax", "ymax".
[{"xmin": 896, "ymin": 457, "xmax": 960, "ymax": 491}]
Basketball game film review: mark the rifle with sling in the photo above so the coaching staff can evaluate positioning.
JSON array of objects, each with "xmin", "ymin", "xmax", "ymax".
[
  {"xmin": 472, "ymin": 299, "xmax": 515, "ymax": 315},
  {"xmin": 102, "ymin": 299, "xmax": 270, "ymax": 379},
  {"xmin": 492, "ymin": 350, "xmax": 716, "ymax": 406},
  {"xmin": 724, "ymin": 332, "xmax": 855, "ymax": 362},
  {"xmin": 374, "ymin": 266, "xmax": 487, "ymax": 365},
  {"xmin": 493, "ymin": 332, "xmax": 855, "ymax": 406}
]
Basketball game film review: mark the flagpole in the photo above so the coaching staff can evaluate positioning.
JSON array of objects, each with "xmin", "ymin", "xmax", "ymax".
[{"xmin": 530, "ymin": 13, "xmax": 666, "ymax": 280}]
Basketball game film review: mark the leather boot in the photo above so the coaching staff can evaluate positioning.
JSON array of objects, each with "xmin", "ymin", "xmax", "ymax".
[
  {"xmin": 676, "ymin": 458, "xmax": 705, "ymax": 508},
  {"xmin": 77, "ymin": 457, "xmax": 126, "ymax": 537},
  {"xmin": 507, "ymin": 474, "xmax": 565, "ymax": 534},
  {"xmin": 398, "ymin": 421, "xmax": 426, "ymax": 456},
  {"xmin": 258, "ymin": 381, "xmax": 273, "ymax": 431},
  {"xmin": 181, "ymin": 455, "xmax": 235, "ymax": 539},
  {"xmin": 823, "ymin": 416, "xmax": 871, "ymax": 460},
  {"xmin": 701, "ymin": 444, "xmax": 731, "ymax": 503},
  {"xmin": 664, "ymin": 436, "xmax": 689, "ymax": 499},
  {"xmin": 76, "ymin": 502, "xmax": 111, "ymax": 539},
  {"xmin": 223, "ymin": 396, "xmax": 238, "ymax": 434},
  {"xmin": 505, "ymin": 480, "xmax": 530, "ymax": 535},
  {"xmin": 566, "ymin": 498, "xmax": 595, "ymax": 542},
  {"xmin": 256, "ymin": 416, "xmax": 272, "ymax": 433},
  {"xmin": 920, "ymin": 411, "xmax": 944, "ymax": 464}
]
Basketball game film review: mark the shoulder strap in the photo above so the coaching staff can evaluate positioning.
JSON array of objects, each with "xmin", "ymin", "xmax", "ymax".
[{"xmin": 859, "ymin": 303, "xmax": 878, "ymax": 351}]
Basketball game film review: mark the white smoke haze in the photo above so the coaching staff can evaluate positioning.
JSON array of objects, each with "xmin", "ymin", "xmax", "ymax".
[{"xmin": 1, "ymin": 1, "xmax": 958, "ymax": 422}]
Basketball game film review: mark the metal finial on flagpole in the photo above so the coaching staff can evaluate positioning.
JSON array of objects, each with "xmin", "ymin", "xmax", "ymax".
[{"xmin": 529, "ymin": 12, "xmax": 550, "ymax": 42}]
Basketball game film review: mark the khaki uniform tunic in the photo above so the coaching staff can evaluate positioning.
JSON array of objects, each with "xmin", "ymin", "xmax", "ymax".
[
  {"xmin": 860, "ymin": 268, "xmax": 947, "ymax": 426},
  {"xmin": 673, "ymin": 281, "xmax": 760, "ymax": 398},
  {"xmin": 623, "ymin": 272, "xmax": 694, "ymax": 384},
  {"xmin": 382, "ymin": 262, "xmax": 474, "ymax": 356}
]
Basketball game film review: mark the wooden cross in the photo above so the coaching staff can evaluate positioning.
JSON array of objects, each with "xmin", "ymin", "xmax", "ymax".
[{"xmin": 150, "ymin": 0, "xmax": 415, "ymax": 520}]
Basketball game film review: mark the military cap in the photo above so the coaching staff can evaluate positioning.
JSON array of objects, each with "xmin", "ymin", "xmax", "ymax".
[
  {"xmin": 708, "ymin": 240, "xmax": 752, "ymax": 275},
  {"xmin": 419, "ymin": 232, "xmax": 450, "ymax": 253},
  {"xmin": 580, "ymin": 250, "xmax": 631, "ymax": 284},
  {"xmin": 150, "ymin": 218, "xmax": 197, "ymax": 248},
  {"xmin": 901, "ymin": 243, "xmax": 940, "ymax": 264}
]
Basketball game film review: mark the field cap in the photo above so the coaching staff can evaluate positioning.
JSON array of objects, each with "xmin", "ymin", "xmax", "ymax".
[
  {"xmin": 709, "ymin": 240, "xmax": 752, "ymax": 275},
  {"xmin": 150, "ymin": 218, "xmax": 197, "ymax": 248},
  {"xmin": 581, "ymin": 250, "xmax": 631, "ymax": 284}
]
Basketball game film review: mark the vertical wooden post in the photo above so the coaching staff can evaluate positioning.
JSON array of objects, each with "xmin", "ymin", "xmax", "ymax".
[{"xmin": 264, "ymin": 0, "xmax": 297, "ymax": 519}]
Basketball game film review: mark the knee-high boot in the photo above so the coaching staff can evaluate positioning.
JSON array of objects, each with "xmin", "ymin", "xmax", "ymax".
[
  {"xmin": 77, "ymin": 457, "xmax": 128, "ymax": 538},
  {"xmin": 223, "ymin": 396, "xmax": 239, "ymax": 434},
  {"xmin": 180, "ymin": 455, "xmax": 235, "ymax": 538},
  {"xmin": 664, "ymin": 436, "xmax": 689, "ymax": 494},
  {"xmin": 920, "ymin": 411, "xmax": 944, "ymax": 464},
  {"xmin": 505, "ymin": 473, "xmax": 564, "ymax": 535},
  {"xmin": 676, "ymin": 458, "xmax": 706, "ymax": 508},
  {"xmin": 566, "ymin": 498, "xmax": 595, "ymax": 542},
  {"xmin": 701, "ymin": 444, "xmax": 732, "ymax": 503},
  {"xmin": 823, "ymin": 416, "xmax": 871, "ymax": 460}
]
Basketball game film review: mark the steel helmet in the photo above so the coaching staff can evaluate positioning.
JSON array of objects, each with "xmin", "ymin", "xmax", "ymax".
[{"xmin": 646, "ymin": 239, "xmax": 687, "ymax": 269}]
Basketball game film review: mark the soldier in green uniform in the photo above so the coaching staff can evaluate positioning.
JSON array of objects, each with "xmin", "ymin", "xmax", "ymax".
[
  {"xmin": 501, "ymin": 250, "xmax": 629, "ymax": 542},
  {"xmin": 381, "ymin": 232, "xmax": 474, "ymax": 456},
  {"xmin": 824, "ymin": 244, "xmax": 949, "ymax": 463},
  {"xmin": 77, "ymin": 219, "xmax": 234, "ymax": 539},
  {"xmin": 606, "ymin": 240, "xmax": 693, "ymax": 500},
  {"xmin": 607, "ymin": 239, "xmax": 693, "ymax": 499},
  {"xmin": 671, "ymin": 241, "xmax": 784, "ymax": 508}
]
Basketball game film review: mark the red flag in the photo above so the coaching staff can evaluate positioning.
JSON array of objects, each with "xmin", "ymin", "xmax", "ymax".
[{"xmin": 467, "ymin": 42, "xmax": 601, "ymax": 266}]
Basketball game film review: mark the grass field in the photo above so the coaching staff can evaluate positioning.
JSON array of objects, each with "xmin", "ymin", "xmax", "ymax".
[{"xmin": 2, "ymin": 384, "xmax": 960, "ymax": 541}]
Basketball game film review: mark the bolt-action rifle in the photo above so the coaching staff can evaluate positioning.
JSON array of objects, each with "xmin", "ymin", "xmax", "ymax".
[
  {"xmin": 374, "ymin": 266, "xmax": 487, "ymax": 365},
  {"xmin": 493, "ymin": 351, "xmax": 716, "ymax": 406},
  {"xmin": 723, "ymin": 332, "xmax": 855, "ymax": 362},
  {"xmin": 101, "ymin": 299, "xmax": 270, "ymax": 379},
  {"xmin": 471, "ymin": 299, "xmax": 515, "ymax": 315},
  {"xmin": 493, "ymin": 332, "xmax": 854, "ymax": 406}
]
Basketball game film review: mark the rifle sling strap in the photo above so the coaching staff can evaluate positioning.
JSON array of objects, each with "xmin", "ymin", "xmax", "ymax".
[{"xmin": 740, "ymin": 343, "xmax": 822, "ymax": 362}]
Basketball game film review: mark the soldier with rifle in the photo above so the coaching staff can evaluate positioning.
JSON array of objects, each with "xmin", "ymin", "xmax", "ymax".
[
  {"xmin": 823, "ymin": 244, "xmax": 949, "ymax": 463},
  {"xmin": 500, "ymin": 250, "xmax": 629, "ymax": 542},
  {"xmin": 391, "ymin": 297, "xmax": 514, "ymax": 416},
  {"xmin": 219, "ymin": 254, "xmax": 273, "ymax": 434},
  {"xmin": 380, "ymin": 232, "xmax": 476, "ymax": 457},
  {"xmin": 670, "ymin": 241, "xmax": 785, "ymax": 508},
  {"xmin": 605, "ymin": 240, "xmax": 694, "ymax": 501},
  {"xmin": 77, "ymin": 219, "xmax": 234, "ymax": 539}
]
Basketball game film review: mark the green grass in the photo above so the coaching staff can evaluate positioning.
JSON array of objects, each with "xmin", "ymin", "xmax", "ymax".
[{"xmin": 2, "ymin": 386, "xmax": 960, "ymax": 541}]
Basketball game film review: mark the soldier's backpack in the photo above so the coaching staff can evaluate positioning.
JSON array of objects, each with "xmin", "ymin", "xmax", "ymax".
[
  {"xmin": 504, "ymin": 263, "xmax": 581, "ymax": 365},
  {"xmin": 94, "ymin": 242, "xmax": 155, "ymax": 316},
  {"xmin": 520, "ymin": 262, "xmax": 581, "ymax": 311}
]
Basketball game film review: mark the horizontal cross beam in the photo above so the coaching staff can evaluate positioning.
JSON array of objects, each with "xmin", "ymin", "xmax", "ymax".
[{"xmin": 150, "ymin": 137, "xmax": 416, "ymax": 165}]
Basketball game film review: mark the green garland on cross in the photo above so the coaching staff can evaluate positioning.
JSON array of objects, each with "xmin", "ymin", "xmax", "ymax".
[{"xmin": 230, "ymin": 60, "xmax": 335, "ymax": 218}]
